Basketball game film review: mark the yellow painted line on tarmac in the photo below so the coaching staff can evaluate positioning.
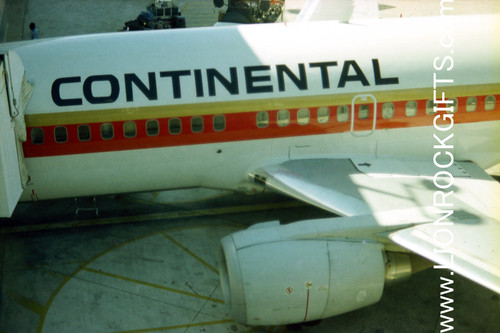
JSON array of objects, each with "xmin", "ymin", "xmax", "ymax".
[
  {"xmin": 30, "ymin": 222, "xmax": 291, "ymax": 332},
  {"xmin": 162, "ymin": 232, "xmax": 219, "ymax": 275},
  {"xmin": 36, "ymin": 230, "xmax": 181, "ymax": 333},
  {"xmin": 112, "ymin": 319, "xmax": 234, "ymax": 333},
  {"xmin": 82, "ymin": 266, "xmax": 225, "ymax": 304},
  {"xmin": 5, "ymin": 289, "xmax": 45, "ymax": 316},
  {"xmin": 36, "ymin": 269, "xmax": 75, "ymax": 333},
  {"xmin": 35, "ymin": 224, "xmax": 238, "ymax": 332},
  {"xmin": 1, "ymin": 200, "xmax": 305, "ymax": 234}
]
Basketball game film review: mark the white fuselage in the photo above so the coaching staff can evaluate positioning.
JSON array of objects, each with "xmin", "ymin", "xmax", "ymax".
[{"xmin": 3, "ymin": 15, "xmax": 498, "ymax": 202}]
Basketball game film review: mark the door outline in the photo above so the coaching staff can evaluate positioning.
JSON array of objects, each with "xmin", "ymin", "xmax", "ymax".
[{"xmin": 350, "ymin": 94, "xmax": 377, "ymax": 136}]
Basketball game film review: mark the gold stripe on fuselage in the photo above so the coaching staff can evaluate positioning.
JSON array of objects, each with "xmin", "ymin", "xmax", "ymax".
[{"xmin": 25, "ymin": 83, "xmax": 500, "ymax": 127}]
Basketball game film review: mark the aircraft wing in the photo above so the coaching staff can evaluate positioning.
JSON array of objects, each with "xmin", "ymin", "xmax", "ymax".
[
  {"xmin": 250, "ymin": 159, "xmax": 372, "ymax": 216},
  {"xmin": 288, "ymin": 0, "xmax": 379, "ymax": 23},
  {"xmin": 250, "ymin": 157, "xmax": 500, "ymax": 293},
  {"xmin": 389, "ymin": 211, "xmax": 500, "ymax": 294}
]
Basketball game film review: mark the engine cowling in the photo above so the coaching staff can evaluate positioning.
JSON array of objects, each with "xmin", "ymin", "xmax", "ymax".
[{"xmin": 218, "ymin": 221, "xmax": 388, "ymax": 326}]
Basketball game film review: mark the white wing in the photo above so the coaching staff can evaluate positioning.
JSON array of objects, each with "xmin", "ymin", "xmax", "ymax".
[{"xmin": 250, "ymin": 157, "xmax": 500, "ymax": 293}]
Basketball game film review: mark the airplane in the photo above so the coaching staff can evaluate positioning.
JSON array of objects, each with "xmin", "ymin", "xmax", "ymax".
[{"xmin": 0, "ymin": 0, "xmax": 499, "ymax": 327}]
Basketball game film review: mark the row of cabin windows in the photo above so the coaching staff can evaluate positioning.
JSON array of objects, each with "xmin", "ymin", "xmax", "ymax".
[
  {"xmin": 31, "ymin": 115, "xmax": 226, "ymax": 145},
  {"xmin": 425, "ymin": 96, "xmax": 496, "ymax": 114},
  {"xmin": 29, "ymin": 95, "xmax": 497, "ymax": 144},
  {"xmin": 258, "ymin": 104, "xmax": 396, "ymax": 128},
  {"xmin": 256, "ymin": 95, "xmax": 497, "ymax": 128}
]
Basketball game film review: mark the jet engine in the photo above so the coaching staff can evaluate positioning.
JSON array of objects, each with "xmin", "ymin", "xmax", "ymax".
[{"xmin": 218, "ymin": 219, "xmax": 413, "ymax": 326}]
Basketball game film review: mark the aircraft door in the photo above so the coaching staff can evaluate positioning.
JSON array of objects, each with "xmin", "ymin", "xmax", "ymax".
[
  {"xmin": 0, "ymin": 51, "xmax": 30, "ymax": 217},
  {"xmin": 350, "ymin": 94, "xmax": 377, "ymax": 136}
]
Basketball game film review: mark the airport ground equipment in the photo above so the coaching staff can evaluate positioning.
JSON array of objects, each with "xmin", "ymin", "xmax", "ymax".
[
  {"xmin": 214, "ymin": 0, "xmax": 284, "ymax": 24},
  {"xmin": 123, "ymin": 0, "xmax": 186, "ymax": 31}
]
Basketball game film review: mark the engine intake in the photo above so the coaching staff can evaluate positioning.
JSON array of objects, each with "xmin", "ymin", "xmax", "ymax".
[{"xmin": 218, "ymin": 221, "xmax": 388, "ymax": 326}]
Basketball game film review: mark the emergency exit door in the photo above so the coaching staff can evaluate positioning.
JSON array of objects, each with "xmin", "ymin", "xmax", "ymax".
[{"xmin": 350, "ymin": 94, "xmax": 377, "ymax": 136}]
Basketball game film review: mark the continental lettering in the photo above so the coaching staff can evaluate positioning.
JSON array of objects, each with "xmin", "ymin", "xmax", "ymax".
[
  {"xmin": 372, "ymin": 59, "xmax": 399, "ymax": 85},
  {"xmin": 124, "ymin": 73, "xmax": 157, "ymax": 102},
  {"xmin": 51, "ymin": 58, "xmax": 399, "ymax": 107},
  {"xmin": 194, "ymin": 69, "xmax": 204, "ymax": 97},
  {"xmin": 276, "ymin": 63, "xmax": 307, "ymax": 91},
  {"xmin": 245, "ymin": 65, "xmax": 273, "ymax": 94},
  {"xmin": 159, "ymin": 70, "xmax": 191, "ymax": 99},
  {"xmin": 83, "ymin": 75, "xmax": 119, "ymax": 104},
  {"xmin": 51, "ymin": 76, "xmax": 83, "ymax": 106},
  {"xmin": 338, "ymin": 60, "xmax": 369, "ymax": 88},
  {"xmin": 207, "ymin": 67, "xmax": 239, "ymax": 96},
  {"xmin": 309, "ymin": 62, "xmax": 338, "ymax": 89}
]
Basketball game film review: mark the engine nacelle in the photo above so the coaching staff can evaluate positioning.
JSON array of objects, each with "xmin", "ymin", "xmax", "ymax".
[{"xmin": 219, "ymin": 222, "xmax": 387, "ymax": 326}]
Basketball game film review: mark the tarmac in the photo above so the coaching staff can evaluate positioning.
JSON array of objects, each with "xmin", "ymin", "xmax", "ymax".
[
  {"xmin": 1, "ymin": 1, "xmax": 500, "ymax": 332},
  {"xmin": 1, "ymin": 190, "xmax": 498, "ymax": 333},
  {"xmin": 1, "ymin": 0, "xmax": 218, "ymax": 42}
]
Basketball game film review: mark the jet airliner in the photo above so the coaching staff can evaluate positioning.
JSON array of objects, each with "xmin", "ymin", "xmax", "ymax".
[{"xmin": 0, "ymin": 0, "xmax": 499, "ymax": 326}]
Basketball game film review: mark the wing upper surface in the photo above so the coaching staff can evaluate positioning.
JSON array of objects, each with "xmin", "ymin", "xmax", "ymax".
[
  {"xmin": 250, "ymin": 159, "xmax": 371, "ymax": 216},
  {"xmin": 389, "ymin": 213, "xmax": 500, "ymax": 293},
  {"xmin": 250, "ymin": 157, "xmax": 500, "ymax": 293}
]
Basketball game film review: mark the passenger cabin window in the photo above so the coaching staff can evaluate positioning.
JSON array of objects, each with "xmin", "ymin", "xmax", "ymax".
[
  {"xmin": 317, "ymin": 107, "xmax": 330, "ymax": 124},
  {"xmin": 124, "ymin": 121, "xmax": 137, "ymax": 138},
  {"xmin": 485, "ymin": 95, "xmax": 496, "ymax": 111},
  {"xmin": 213, "ymin": 115, "xmax": 225, "ymax": 131},
  {"xmin": 256, "ymin": 111, "xmax": 269, "ymax": 128},
  {"xmin": 337, "ymin": 105, "xmax": 349, "ymax": 122},
  {"xmin": 405, "ymin": 101, "xmax": 417, "ymax": 117},
  {"xmin": 146, "ymin": 120, "xmax": 159, "ymax": 136},
  {"xmin": 358, "ymin": 105, "xmax": 369, "ymax": 120},
  {"xmin": 297, "ymin": 108, "xmax": 310, "ymax": 125},
  {"xmin": 191, "ymin": 116, "xmax": 203, "ymax": 133},
  {"xmin": 54, "ymin": 126, "xmax": 68, "ymax": 143},
  {"xmin": 101, "ymin": 123, "xmax": 114, "ymax": 140},
  {"xmin": 277, "ymin": 109, "xmax": 290, "ymax": 127},
  {"xmin": 31, "ymin": 128, "xmax": 44, "ymax": 145},
  {"xmin": 169, "ymin": 118, "xmax": 181, "ymax": 134},
  {"xmin": 426, "ymin": 100, "xmax": 436, "ymax": 115},
  {"xmin": 448, "ymin": 98, "xmax": 458, "ymax": 113},
  {"xmin": 382, "ymin": 103, "xmax": 395, "ymax": 119},
  {"xmin": 466, "ymin": 97, "xmax": 477, "ymax": 112},
  {"xmin": 78, "ymin": 125, "xmax": 91, "ymax": 141}
]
